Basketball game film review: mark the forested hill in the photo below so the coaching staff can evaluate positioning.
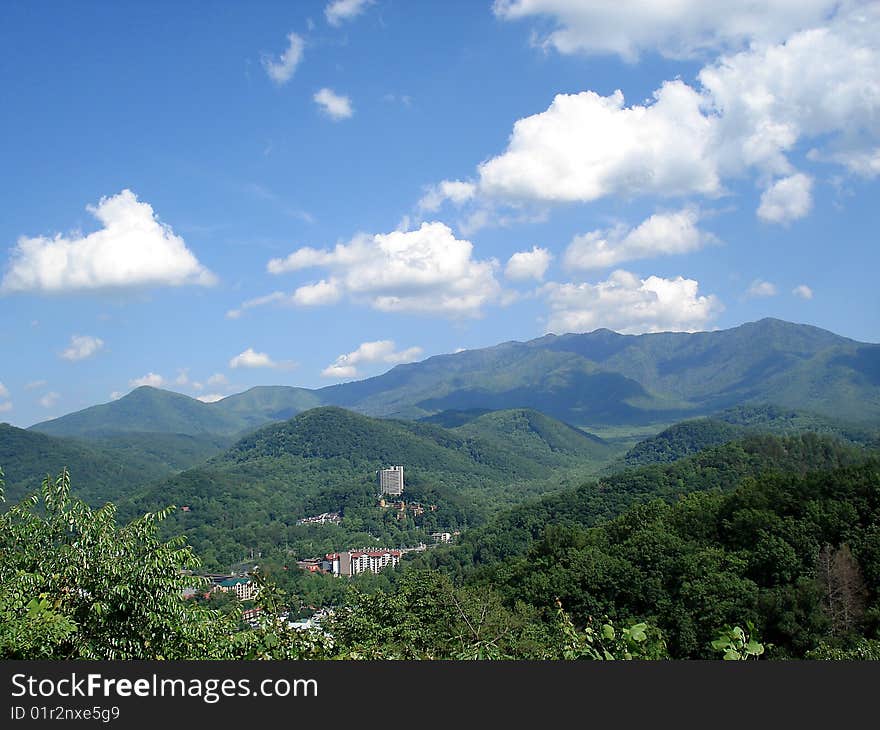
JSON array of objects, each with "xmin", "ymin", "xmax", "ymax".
[
  {"xmin": 622, "ymin": 405, "xmax": 879, "ymax": 467},
  {"xmin": 419, "ymin": 433, "xmax": 870, "ymax": 569},
  {"xmin": 30, "ymin": 386, "xmax": 246, "ymax": 437},
  {"xmin": 405, "ymin": 433, "xmax": 880, "ymax": 658},
  {"xmin": 120, "ymin": 406, "xmax": 615, "ymax": 568},
  {"xmin": 0, "ymin": 424, "xmax": 165, "ymax": 506},
  {"xmin": 451, "ymin": 408, "xmax": 609, "ymax": 464}
]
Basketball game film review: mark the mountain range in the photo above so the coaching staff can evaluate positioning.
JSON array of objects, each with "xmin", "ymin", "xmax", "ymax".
[{"xmin": 27, "ymin": 318, "xmax": 880, "ymax": 441}]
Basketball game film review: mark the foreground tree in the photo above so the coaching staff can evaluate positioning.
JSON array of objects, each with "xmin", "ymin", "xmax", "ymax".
[{"xmin": 0, "ymin": 468, "xmax": 239, "ymax": 659}]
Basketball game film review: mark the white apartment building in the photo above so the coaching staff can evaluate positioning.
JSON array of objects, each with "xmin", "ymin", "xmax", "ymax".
[
  {"xmin": 378, "ymin": 465, "xmax": 404, "ymax": 496},
  {"xmin": 322, "ymin": 549, "xmax": 401, "ymax": 577}
]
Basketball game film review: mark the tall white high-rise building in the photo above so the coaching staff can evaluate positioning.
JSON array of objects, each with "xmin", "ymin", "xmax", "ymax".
[{"xmin": 377, "ymin": 465, "xmax": 404, "ymax": 496}]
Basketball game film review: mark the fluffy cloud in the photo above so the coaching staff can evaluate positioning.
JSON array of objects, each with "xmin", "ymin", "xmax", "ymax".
[
  {"xmin": 129, "ymin": 373, "xmax": 165, "ymax": 388},
  {"xmin": 322, "ymin": 340, "xmax": 423, "ymax": 379},
  {"xmin": 326, "ymin": 0, "xmax": 374, "ymax": 26},
  {"xmin": 228, "ymin": 348, "xmax": 295, "ymax": 370},
  {"xmin": 61, "ymin": 335, "xmax": 104, "ymax": 361},
  {"xmin": 314, "ymin": 88, "xmax": 353, "ymax": 120},
  {"xmin": 543, "ymin": 269, "xmax": 722, "ymax": 334},
  {"xmin": 746, "ymin": 279, "xmax": 778, "ymax": 298},
  {"xmin": 267, "ymin": 222, "xmax": 501, "ymax": 317},
  {"xmin": 229, "ymin": 348, "xmax": 277, "ymax": 369},
  {"xmin": 263, "ymin": 32, "xmax": 304, "ymax": 84},
  {"xmin": 0, "ymin": 401, "xmax": 12, "ymax": 413},
  {"xmin": 24, "ymin": 380, "xmax": 47, "ymax": 390},
  {"xmin": 292, "ymin": 279, "xmax": 342, "ymax": 306},
  {"xmin": 418, "ymin": 180, "xmax": 477, "ymax": 212},
  {"xmin": 196, "ymin": 394, "xmax": 225, "ymax": 403},
  {"xmin": 493, "ymin": 0, "xmax": 844, "ymax": 61},
  {"xmin": 564, "ymin": 208, "xmax": 714, "ymax": 270},
  {"xmin": 0, "ymin": 382, "xmax": 8, "ymax": 399},
  {"xmin": 757, "ymin": 174, "xmax": 814, "ymax": 223},
  {"xmin": 39, "ymin": 392, "xmax": 60, "ymax": 409},
  {"xmin": 427, "ymin": 5, "xmax": 879, "ymax": 221},
  {"xmin": 698, "ymin": 10, "xmax": 880, "ymax": 179},
  {"xmin": 793, "ymin": 284, "xmax": 814, "ymax": 299},
  {"xmin": 1, "ymin": 190, "xmax": 216, "ymax": 293},
  {"xmin": 478, "ymin": 82, "xmax": 720, "ymax": 203},
  {"xmin": 505, "ymin": 246, "xmax": 552, "ymax": 281}
]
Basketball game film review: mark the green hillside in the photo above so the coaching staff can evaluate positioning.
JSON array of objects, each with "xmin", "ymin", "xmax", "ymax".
[
  {"xmin": 121, "ymin": 406, "xmax": 616, "ymax": 569},
  {"xmin": 623, "ymin": 405, "xmax": 878, "ymax": 467},
  {"xmin": 466, "ymin": 453, "xmax": 880, "ymax": 658},
  {"xmin": 0, "ymin": 424, "xmax": 172, "ymax": 506},
  {"xmin": 415, "ymin": 433, "xmax": 870, "ymax": 570},
  {"xmin": 210, "ymin": 386, "xmax": 324, "ymax": 430},
  {"xmin": 30, "ymin": 386, "xmax": 247, "ymax": 438},
  {"xmin": 87, "ymin": 431, "xmax": 233, "ymax": 473},
  {"xmin": 453, "ymin": 408, "xmax": 610, "ymax": 465}
]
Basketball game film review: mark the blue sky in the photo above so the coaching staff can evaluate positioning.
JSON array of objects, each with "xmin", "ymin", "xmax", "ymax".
[{"xmin": 1, "ymin": 0, "xmax": 878, "ymax": 427}]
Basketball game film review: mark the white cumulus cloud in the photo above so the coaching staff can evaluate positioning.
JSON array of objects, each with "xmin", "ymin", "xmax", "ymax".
[
  {"xmin": 229, "ymin": 348, "xmax": 295, "ymax": 370},
  {"xmin": 564, "ymin": 207, "xmax": 714, "ymax": 270},
  {"xmin": 478, "ymin": 82, "xmax": 720, "ymax": 204},
  {"xmin": 314, "ymin": 88, "xmax": 353, "ymax": 120},
  {"xmin": 418, "ymin": 180, "xmax": 477, "ymax": 212},
  {"xmin": 746, "ymin": 279, "xmax": 778, "ymax": 298},
  {"xmin": 505, "ymin": 246, "xmax": 552, "ymax": 281},
  {"xmin": 322, "ymin": 340, "xmax": 423, "ymax": 379},
  {"xmin": 292, "ymin": 279, "xmax": 342, "ymax": 306},
  {"xmin": 493, "ymin": 0, "xmax": 845, "ymax": 61},
  {"xmin": 1, "ymin": 190, "xmax": 216, "ymax": 293},
  {"xmin": 543, "ymin": 269, "xmax": 722, "ymax": 335},
  {"xmin": 426, "ymin": 5, "xmax": 879, "ymax": 222},
  {"xmin": 0, "ymin": 401, "xmax": 12, "ymax": 413},
  {"xmin": 757, "ymin": 174, "xmax": 814, "ymax": 223},
  {"xmin": 129, "ymin": 373, "xmax": 165, "ymax": 388},
  {"xmin": 61, "ymin": 335, "xmax": 104, "ymax": 361},
  {"xmin": 793, "ymin": 284, "xmax": 814, "ymax": 300},
  {"xmin": 266, "ymin": 222, "xmax": 501, "ymax": 317},
  {"xmin": 229, "ymin": 348, "xmax": 276, "ymax": 369},
  {"xmin": 263, "ymin": 32, "xmax": 305, "ymax": 85},
  {"xmin": 0, "ymin": 382, "xmax": 8, "ymax": 399},
  {"xmin": 326, "ymin": 0, "xmax": 374, "ymax": 26}
]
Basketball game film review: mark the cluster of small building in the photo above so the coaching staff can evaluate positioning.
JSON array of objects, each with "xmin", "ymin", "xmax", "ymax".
[
  {"xmin": 296, "ymin": 511, "xmax": 342, "ymax": 526},
  {"xmin": 378, "ymin": 498, "xmax": 438, "ymax": 518}
]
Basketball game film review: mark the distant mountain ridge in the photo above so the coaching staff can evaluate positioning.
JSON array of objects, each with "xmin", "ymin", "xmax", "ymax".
[{"xmin": 28, "ymin": 318, "xmax": 880, "ymax": 439}]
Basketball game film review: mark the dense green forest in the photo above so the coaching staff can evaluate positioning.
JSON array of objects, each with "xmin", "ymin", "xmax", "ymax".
[
  {"xmin": 4, "ymin": 392, "xmax": 879, "ymax": 660},
  {"xmin": 119, "ymin": 407, "xmax": 618, "ymax": 568},
  {"xmin": 395, "ymin": 434, "xmax": 880, "ymax": 658},
  {"xmin": 622, "ymin": 405, "xmax": 879, "ymax": 467},
  {"xmin": 2, "ymin": 433, "xmax": 878, "ymax": 659}
]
